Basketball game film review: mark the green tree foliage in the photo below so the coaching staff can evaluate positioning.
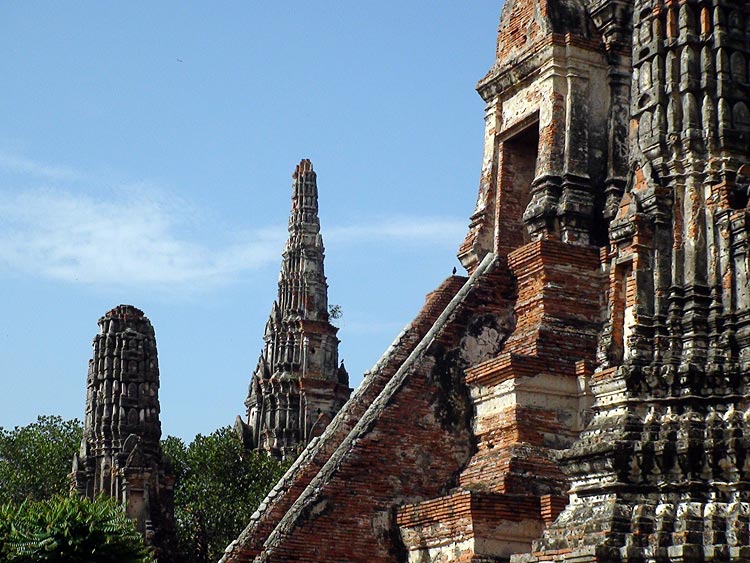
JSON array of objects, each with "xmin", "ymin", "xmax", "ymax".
[
  {"xmin": 162, "ymin": 427, "xmax": 289, "ymax": 563},
  {"xmin": 0, "ymin": 416, "xmax": 83, "ymax": 504},
  {"xmin": 0, "ymin": 494, "xmax": 153, "ymax": 563},
  {"xmin": 328, "ymin": 304, "xmax": 343, "ymax": 320}
]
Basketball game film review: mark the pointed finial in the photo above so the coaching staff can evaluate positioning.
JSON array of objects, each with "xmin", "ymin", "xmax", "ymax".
[
  {"xmin": 293, "ymin": 158, "xmax": 314, "ymax": 179},
  {"xmin": 337, "ymin": 360, "xmax": 349, "ymax": 385}
]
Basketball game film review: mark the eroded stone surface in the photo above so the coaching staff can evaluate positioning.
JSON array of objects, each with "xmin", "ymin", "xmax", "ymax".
[
  {"xmin": 517, "ymin": 1, "xmax": 750, "ymax": 560},
  {"xmin": 71, "ymin": 305, "xmax": 177, "ymax": 561},
  {"xmin": 224, "ymin": 0, "xmax": 750, "ymax": 561},
  {"xmin": 236, "ymin": 160, "xmax": 351, "ymax": 460}
]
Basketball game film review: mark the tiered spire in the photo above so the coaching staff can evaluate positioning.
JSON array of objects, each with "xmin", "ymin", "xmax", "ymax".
[
  {"xmin": 71, "ymin": 305, "xmax": 176, "ymax": 561},
  {"xmin": 238, "ymin": 160, "xmax": 351, "ymax": 460}
]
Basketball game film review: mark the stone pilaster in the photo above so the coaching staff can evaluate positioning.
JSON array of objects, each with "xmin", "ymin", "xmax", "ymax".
[{"xmin": 517, "ymin": 1, "xmax": 750, "ymax": 561}]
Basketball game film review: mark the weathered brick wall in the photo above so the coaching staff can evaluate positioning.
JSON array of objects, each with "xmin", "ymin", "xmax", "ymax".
[
  {"xmin": 493, "ymin": 0, "xmax": 591, "ymax": 68},
  {"xmin": 456, "ymin": 243, "xmax": 601, "ymax": 515},
  {"xmin": 222, "ymin": 256, "xmax": 517, "ymax": 563},
  {"xmin": 397, "ymin": 491, "xmax": 547, "ymax": 563},
  {"xmin": 220, "ymin": 0, "xmax": 671, "ymax": 560},
  {"xmin": 223, "ymin": 274, "xmax": 476, "ymax": 561}
]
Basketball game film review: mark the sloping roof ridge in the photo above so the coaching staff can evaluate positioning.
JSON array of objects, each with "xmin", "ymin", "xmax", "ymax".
[
  {"xmin": 256, "ymin": 252, "xmax": 498, "ymax": 561},
  {"xmin": 222, "ymin": 276, "xmax": 471, "ymax": 561},
  {"xmin": 220, "ymin": 269, "xmax": 471, "ymax": 562}
]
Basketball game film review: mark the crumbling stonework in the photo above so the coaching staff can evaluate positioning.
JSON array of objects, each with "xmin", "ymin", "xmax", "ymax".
[
  {"xmin": 236, "ymin": 160, "xmax": 351, "ymax": 460},
  {"xmin": 221, "ymin": 0, "xmax": 750, "ymax": 562},
  {"xmin": 71, "ymin": 305, "xmax": 177, "ymax": 562},
  {"xmin": 517, "ymin": 0, "xmax": 750, "ymax": 560}
]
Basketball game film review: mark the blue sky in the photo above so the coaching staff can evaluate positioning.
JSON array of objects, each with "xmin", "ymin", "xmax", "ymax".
[{"xmin": 0, "ymin": 2, "xmax": 501, "ymax": 441}]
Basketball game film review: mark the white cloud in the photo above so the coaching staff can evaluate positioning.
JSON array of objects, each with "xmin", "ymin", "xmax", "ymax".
[
  {"xmin": 0, "ymin": 151, "xmax": 81, "ymax": 182},
  {"xmin": 0, "ymin": 187, "xmax": 286, "ymax": 292},
  {"xmin": 0, "ymin": 154, "xmax": 467, "ymax": 295}
]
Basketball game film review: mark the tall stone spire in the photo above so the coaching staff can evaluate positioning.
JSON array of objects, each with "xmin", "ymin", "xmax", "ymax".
[
  {"xmin": 237, "ymin": 159, "xmax": 351, "ymax": 460},
  {"xmin": 72, "ymin": 305, "xmax": 177, "ymax": 562}
]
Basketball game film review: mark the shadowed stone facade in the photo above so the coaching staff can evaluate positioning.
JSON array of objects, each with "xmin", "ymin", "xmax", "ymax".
[
  {"xmin": 236, "ymin": 159, "xmax": 351, "ymax": 460},
  {"xmin": 517, "ymin": 0, "xmax": 750, "ymax": 561},
  {"xmin": 220, "ymin": 1, "xmax": 750, "ymax": 562},
  {"xmin": 71, "ymin": 305, "xmax": 177, "ymax": 562}
]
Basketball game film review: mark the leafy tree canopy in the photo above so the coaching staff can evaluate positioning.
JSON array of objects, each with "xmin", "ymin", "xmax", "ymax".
[
  {"xmin": 163, "ymin": 427, "xmax": 289, "ymax": 563},
  {"xmin": 0, "ymin": 417, "xmax": 287, "ymax": 562},
  {"xmin": 0, "ymin": 494, "xmax": 153, "ymax": 563},
  {"xmin": 328, "ymin": 303, "xmax": 343, "ymax": 320},
  {"xmin": 0, "ymin": 416, "xmax": 82, "ymax": 504}
]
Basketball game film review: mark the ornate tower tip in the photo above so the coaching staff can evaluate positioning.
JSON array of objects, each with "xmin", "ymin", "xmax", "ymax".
[
  {"xmin": 292, "ymin": 158, "xmax": 314, "ymax": 179},
  {"xmin": 104, "ymin": 304, "xmax": 146, "ymax": 319}
]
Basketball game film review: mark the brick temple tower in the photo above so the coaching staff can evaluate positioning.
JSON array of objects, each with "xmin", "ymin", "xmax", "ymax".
[
  {"xmin": 71, "ymin": 305, "xmax": 177, "ymax": 561},
  {"xmin": 221, "ymin": 2, "xmax": 750, "ymax": 562},
  {"xmin": 236, "ymin": 159, "xmax": 351, "ymax": 460}
]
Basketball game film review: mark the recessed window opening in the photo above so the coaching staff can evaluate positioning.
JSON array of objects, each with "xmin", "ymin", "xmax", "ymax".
[
  {"xmin": 502, "ymin": 123, "xmax": 540, "ymax": 248},
  {"xmin": 613, "ymin": 261, "xmax": 634, "ymax": 362}
]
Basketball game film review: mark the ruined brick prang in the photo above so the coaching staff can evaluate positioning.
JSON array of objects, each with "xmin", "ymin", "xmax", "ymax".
[
  {"xmin": 222, "ymin": 1, "xmax": 750, "ymax": 562},
  {"xmin": 71, "ymin": 305, "xmax": 177, "ymax": 562},
  {"xmin": 236, "ymin": 159, "xmax": 351, "ymax": 460}
]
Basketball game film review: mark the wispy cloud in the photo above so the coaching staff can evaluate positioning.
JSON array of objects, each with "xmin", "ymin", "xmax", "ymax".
[
  {"xmin": 0, "ymin": 186, "xmax": 286, "ymax": 292},
  {"xmin": 0, "ymin": 153, "xmax": 467, "ymax": 295},
  {"xmin": 327, "ymin": 217, "xmax": 466, "ymax": 247},
  {"xmin": 0, "ymin": 151, "xmax": 82, "ymax": 182},
  {"xmin": 338, "ymin": 319, "xmax": 406, "ymax": 335}
]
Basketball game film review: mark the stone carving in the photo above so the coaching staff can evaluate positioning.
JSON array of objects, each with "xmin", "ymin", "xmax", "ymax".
[
  {"xmin": 518, "ymin": 1, "xmax": 750, "ymax": 560},
  {"xmin": 220, "ymin": 1, "xmax": 750, "ymax": 561},
  {"xmin": 236, "ymin": 159, "xmax": 351, "ymax": 460},
  {"xmin": 71, "ymin": 305, "xmax": 177, "ymax": 562},
  {"xmin": 38, "ymin": 0, "xmax": 740, "ymax": 561}
]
